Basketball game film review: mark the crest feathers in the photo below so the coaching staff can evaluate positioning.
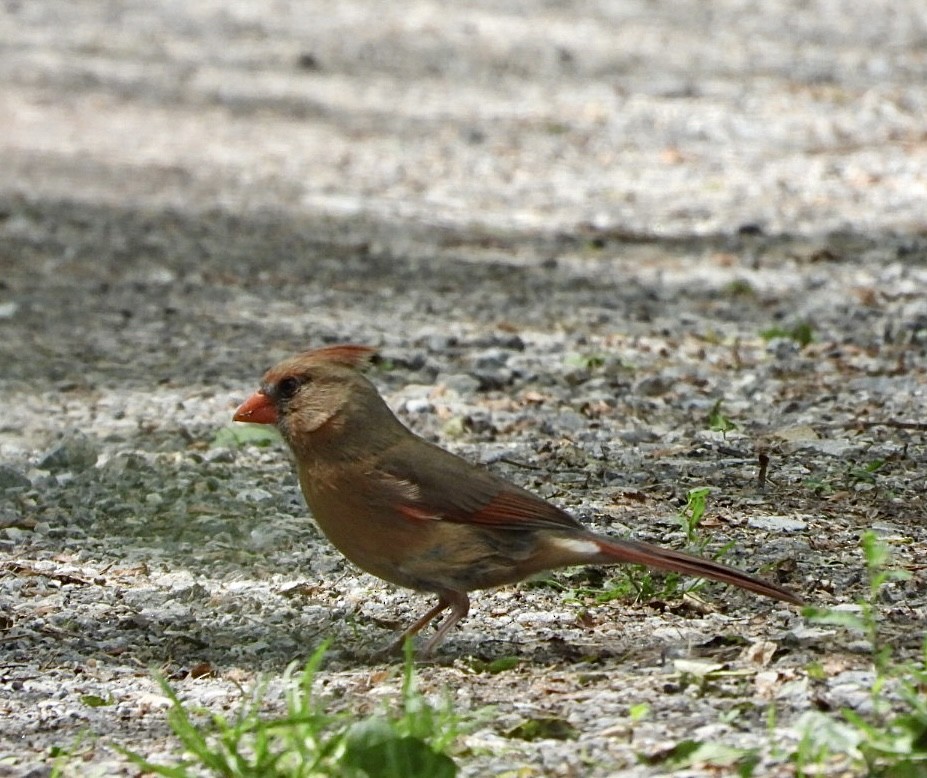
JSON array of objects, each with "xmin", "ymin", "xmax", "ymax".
[{"xmin": 305, "ymin": 344, "xmax": 378, "ymax": 368}]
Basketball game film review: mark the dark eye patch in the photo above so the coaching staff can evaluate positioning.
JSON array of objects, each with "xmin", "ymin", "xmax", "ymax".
[{"xmin": 276, "ymin": 376, "xmax": 301, "ymax": 400}]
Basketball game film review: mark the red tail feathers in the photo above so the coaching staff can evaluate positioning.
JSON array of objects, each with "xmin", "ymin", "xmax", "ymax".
[{"xmin": 594, "ymin": 536, "xmax": 802, "ymax": 605}]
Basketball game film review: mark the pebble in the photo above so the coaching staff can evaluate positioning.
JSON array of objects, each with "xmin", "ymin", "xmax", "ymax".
[
  {"xmin": 747, "ymin": 515, "xmax": 808, "ymax": 532},
  {"xmin": 0, "ymin": 465, "xmax": 31, "ymax": 491},
  {"xmin": 204, "ymin": 448, "xmax": 236, "ymax": 463},
  {"xmin": 249, "ymin": 526, "xmax": 290, "ymax": 551},
  {"xmin": 3, "ymin": 527, "xmax": 29, "ymax": 543},
  {"xmin": 439, "ymin": 373, "xmax": 481, "ymax": 395},
  {"xmin": 474, "ymin": 368, "xmax": 513, "ymax": 390},
  {"xmin": 472, "ymin": 348, "xmax": 510, "ymax": 369},
  {"xmin": 403, "ymin": 398, "xmax": 434, "ymax": 414},
  {"xmin": 236, "ymin": 487, "xmax": 274, "ymax": 502},
  {"xmin": 766, "ymin": 338, "xmax": 801, "ymax": 359},
  {"xmin": 827, "ymin": 671, "xmax": 876, "ymax": 713},
  {"xmin": 634, "ymin": 375, "xmax": 675, "ymax": 396},
  {"xmin": 39, "ymin": 435, "xmax": 100, "ymax": 472},
  {"xmin": 795, "ymin": 438, "xmax": 856, "ymax": 457},
  {"xmin": 425, "ymin": 334, "xmax": 456, "ymax": 351}
]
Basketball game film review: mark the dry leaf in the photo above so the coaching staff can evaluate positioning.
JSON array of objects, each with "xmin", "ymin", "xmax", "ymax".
[{"xmin": 742, "ymin": 640, "xmax": 777, "ymax": 666}]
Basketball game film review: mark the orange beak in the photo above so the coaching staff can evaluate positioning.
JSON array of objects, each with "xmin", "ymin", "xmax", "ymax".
[{"xmin": 233, "ymin": 391, "xmax": 278, "ymax": 425}]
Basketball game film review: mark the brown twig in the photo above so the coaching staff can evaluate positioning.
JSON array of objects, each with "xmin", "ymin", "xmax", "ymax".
[
  {"xmin": 849, "ymin": 420, "xmax": 927, "ymax": 431},
  {"xmin": 757, "ymin": 451, "xmax": 770, "ymax": 489}
]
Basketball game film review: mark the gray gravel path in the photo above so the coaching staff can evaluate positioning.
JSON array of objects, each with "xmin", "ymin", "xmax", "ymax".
[{"xmin": 1, "ymin": 1, "xmax": 926, "ymax": 775}]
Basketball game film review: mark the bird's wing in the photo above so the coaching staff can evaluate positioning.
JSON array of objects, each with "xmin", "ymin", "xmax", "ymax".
[{"xmin": 374, "ymin": 437, "xmax": 585, "ymax": 533}]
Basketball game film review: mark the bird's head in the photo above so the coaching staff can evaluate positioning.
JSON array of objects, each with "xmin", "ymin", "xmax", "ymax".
[{"xmin": 234, "ymin": 344, "xmax": 391, "ymax": 453}]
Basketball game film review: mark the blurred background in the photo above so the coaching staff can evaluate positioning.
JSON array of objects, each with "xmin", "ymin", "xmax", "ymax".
[{"xmin": 3, "ymin": 1, "xmax": 925, "ymax": 233}]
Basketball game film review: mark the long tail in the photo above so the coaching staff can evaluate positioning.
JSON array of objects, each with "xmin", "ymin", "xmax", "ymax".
[{"xmin": 593, "ymin": 535, "xmax": 803, "ymax": 605}]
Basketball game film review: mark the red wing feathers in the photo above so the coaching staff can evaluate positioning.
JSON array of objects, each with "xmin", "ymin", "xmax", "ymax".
[
  {"xmin": 396, "ymin": 503, "xmax": 443, "ymax": 522},
  {"xmin": 396, "ymin": 486, "xmax": 583, "ymax": 532},
  {"xmin": 457, "ymin": 488, "xmax": 583, "ymax": 532},
  {"xmin": 377, "ymin": 441, "xmax": 584, "ymax": 533}
]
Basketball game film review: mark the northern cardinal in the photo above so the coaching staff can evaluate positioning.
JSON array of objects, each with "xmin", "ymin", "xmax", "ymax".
[{"xmin": 234, "ymin": 345, "xmax": 802, "ymax": 654}]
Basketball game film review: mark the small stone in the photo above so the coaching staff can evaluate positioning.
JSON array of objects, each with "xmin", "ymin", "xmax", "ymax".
[
  {"xmin": 766, "ymin": 338, "xmax": 800, "ymax": 359},
  {"xmin": 618, "ymin": 428, "xmax": 660, "ymax": 444},
  {"xmin": 3, "ymin": 527, "xmax": 29, "ymax": 542},
  {"xmin": 828, "ymin": 670, "xmax": 876, "ymax": 712},
  {"xmin": 100, "ymin": 452, "xmax": 143, "ymax": 475},
  {"xmin": 474, "ymin": 369, "xmax": 513, "ymax": 390},
  {"xmin": 249, "ymin": 526, "xmax": 289, "ymax": 551},
  {"xmin": 403, "ymin": 398, "xmax": 433, "ymax": 414},
  {"xmin": 0, "ymin": 465, "xmax": 31, "ymax": 491},
  {"xmin": 439, "ymin": 373, "xmax": 481, "ymax": 395},
  {"xmin": 0, "ymin": 514, "xmax": 35, "ymax": 530},
  {"xmin": 634, "ymin": 375, "xmax": 675, "ymax": 397},
  {"xmin": 747, "ymin": 515, "xmax": 808, "ymax": 532},
  {"xmin": 425, "ymin": 334, "xmax": 456, "ymax": 351},
  {"xmin": 798, "ymin": 438, "xmax": 855, "ymax": 457},
  {"xmin": 472, "ymin": 349, "xmax": 509, "ymax": 370},
  {"xmin": 236, "ymin": 487, "xmax": 273, "ymax": 502},
  {"xmin": 39, "ymin": 434, "xmax": 99, "ymax": 472}
]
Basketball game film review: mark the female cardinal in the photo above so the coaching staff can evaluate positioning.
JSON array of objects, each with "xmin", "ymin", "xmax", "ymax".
[{"xmin": 234, "ymin": 344, "xmax": 802, "ymax": 654}]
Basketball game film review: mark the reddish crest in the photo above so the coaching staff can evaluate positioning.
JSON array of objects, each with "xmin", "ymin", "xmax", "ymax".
[{"xmin": 304, "ymin": 344, "xmax": 378, "ymax": 368}]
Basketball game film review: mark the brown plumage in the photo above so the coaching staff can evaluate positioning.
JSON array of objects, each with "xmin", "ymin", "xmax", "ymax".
[{"xmin": 234, "ymin": 344, "xmax": 802, "ymax": 654}]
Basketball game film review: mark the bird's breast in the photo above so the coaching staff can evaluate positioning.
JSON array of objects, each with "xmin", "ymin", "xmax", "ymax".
[{"xmin": 296, "ymin": 464, "xmax": 435, "ymax": 589}]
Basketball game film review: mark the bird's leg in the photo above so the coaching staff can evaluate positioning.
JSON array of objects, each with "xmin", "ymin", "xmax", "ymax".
[
  {"xmin": 389, "ymin": 596, "xmax": 451, "ymax": 655},
  {"xmin": 421, "ymin": 591, "xmax": 469, "ymax": 655}
]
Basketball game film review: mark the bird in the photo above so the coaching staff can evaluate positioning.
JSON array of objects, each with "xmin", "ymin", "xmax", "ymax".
[{"xmin": 234, "ymin": 344, "xmax": 803, "ymax": 654}]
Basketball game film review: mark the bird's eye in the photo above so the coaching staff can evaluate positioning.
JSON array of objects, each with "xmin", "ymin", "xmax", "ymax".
[{"xmin": 277, "ymin": 376, "xmax": 301, "ymax": 400}]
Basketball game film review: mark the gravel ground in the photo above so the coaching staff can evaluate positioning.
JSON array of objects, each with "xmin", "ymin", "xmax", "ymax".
[{"xmin": 1, "ymin": 1, "xmax": 926, "ymax": 775}]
